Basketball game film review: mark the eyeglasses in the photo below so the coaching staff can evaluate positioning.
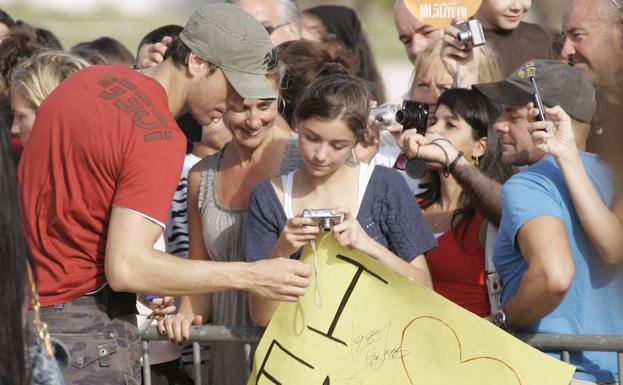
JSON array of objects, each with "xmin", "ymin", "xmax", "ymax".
[
  {"xmin": 262, "ymin": 22, "xmax": 289, "ymax": 35},
  {"xmin": 612, "ymin": 0, "xmax": 623, "ymax": 12}
]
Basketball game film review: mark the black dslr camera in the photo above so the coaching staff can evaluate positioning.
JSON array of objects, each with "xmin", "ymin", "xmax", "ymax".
[
  {"xmin": 395, "ymin": 100, "xmax": 430, "ymax": 135},
  {"xmin": 396, "ymin": 101, "xmax": 430, "ymax": 179}
]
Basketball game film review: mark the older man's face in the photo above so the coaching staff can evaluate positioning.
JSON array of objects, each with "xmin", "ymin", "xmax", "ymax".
[
  {"xmin": 235, "ymin": 0, "xmax": 299, "ymax": 47},
  {"xmin": 393, "ymin": 0, "xmax": 442, "ymax": 63},
  {"xmin": 561, "ymin": 0, "xmax": 623, "ymax": 92}
]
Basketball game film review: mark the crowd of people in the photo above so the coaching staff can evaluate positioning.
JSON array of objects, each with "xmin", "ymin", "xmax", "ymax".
[{"xmin": 1, "ymin": 0, "xmax": 623, "ymax": 385}]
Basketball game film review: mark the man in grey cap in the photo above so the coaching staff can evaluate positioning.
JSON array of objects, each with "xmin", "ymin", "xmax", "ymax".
[
  {"xmin": 18, "ymin": 4, "xmax": 310, "ymax": 384},
  {"xmin": 403, "ymin": 60, "xmax": 623, "ymax": 384}
]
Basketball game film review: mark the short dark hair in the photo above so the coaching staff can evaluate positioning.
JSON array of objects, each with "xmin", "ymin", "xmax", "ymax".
[
  {"xmin": 137, "ymin": 24, "xmax": 183, "ymax": 54},
  {"xmin": 11, "ymin": 22, "xmax": 62, "ymax": 50},
  {"xmin": 294, "ymin": 74, "xmax": 370, "ymax": 142},
  {"xmin": 0, "ymin": 9, "xmax": 15, "ymax": 28},
  {"xmin": 71, "ymin": 37, "xmax": 135, "ymax": 65},
  {"xmin": 163, "ymin": 36, "xmax": 217, "ymax": 75},
  {"xmin": 163, "ymin": 36, "xmax": 191, "ymax": 68}
]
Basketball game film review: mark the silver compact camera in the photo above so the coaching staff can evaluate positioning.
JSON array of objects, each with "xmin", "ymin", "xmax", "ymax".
[
  {"xmin": 302, "ymin": 209, "xmax": 341, "ymax": 232},
  {"xmin": 369, "ymin": 103, "xmax": 400, "ymax": 129},
  {"xmin": 456, "ymin": 19, "xmax": 486, "ymax": 48}
]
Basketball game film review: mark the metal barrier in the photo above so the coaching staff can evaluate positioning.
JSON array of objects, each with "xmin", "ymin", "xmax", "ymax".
[
  {"xmin": 140, "ymin": 326, "xmax": 623, "ymax": 385},
  {"xmin": 140, "ymin": 325, "xmax": 263, "ymax": 385}
]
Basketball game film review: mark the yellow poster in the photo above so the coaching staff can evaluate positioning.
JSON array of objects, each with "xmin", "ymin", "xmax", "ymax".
[
  {"xmin": 248, "ymin": 233, "xmax": 575, "ymax": 385},
  {"xmin": 403, "ymin": 0, "xmax": 482, "ymax": 28}
]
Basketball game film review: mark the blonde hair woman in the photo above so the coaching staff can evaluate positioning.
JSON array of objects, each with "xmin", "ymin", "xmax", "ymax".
[{"xmin": 11, "ymin": 49, "xmax": 88, "ymax": 144}]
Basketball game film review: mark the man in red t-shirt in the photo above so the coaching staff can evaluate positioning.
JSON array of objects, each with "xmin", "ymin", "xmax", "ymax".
[{"xmin": 18, "ymin": 4, "xmax": 310, "ymax": 384}]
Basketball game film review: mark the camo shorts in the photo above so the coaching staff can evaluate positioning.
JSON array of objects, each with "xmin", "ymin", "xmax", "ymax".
[{"xmin": 39, "ymin": 294, "xmax": 141, "ymax": 385}]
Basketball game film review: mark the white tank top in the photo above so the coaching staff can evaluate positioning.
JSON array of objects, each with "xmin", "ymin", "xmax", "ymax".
[{"xmin": 281, "ymin": 162, "xmax": 375, "ymax": 219}]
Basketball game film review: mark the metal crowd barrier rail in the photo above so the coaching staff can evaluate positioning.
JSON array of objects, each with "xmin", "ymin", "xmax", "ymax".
[
  {"xmin": 140, "ymin": 326, "xmax": 623, "ymax": 385},
  {"xmin": 140, "ymin": 325, "xmax": 264, "ymax": 385}
]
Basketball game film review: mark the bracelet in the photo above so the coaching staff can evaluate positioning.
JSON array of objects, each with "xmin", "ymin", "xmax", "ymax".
[
  {"xmin": 428, "ymin": 142, "xmax": 450, "ymax": 174},
  {"xmin": 447, "ymin": 150, "xmax": 464, "ymax": 175}
]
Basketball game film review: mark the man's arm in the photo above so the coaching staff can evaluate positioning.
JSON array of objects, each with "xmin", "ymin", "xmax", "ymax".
[
  {"xmin": 503, "ymin": 216, "xmax": 575, "ymax": 330},
  {"xmin": 452, "ymin": 157, "xmax": 503, "ymax": 226},
  {"xmin": 105, "ymin": 207, "xmax": 310, "ymax": 299}
]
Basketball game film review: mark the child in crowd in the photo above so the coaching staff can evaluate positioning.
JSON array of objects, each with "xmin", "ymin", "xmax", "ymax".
[
  {"xmin": 475, "ymin": 0, "xmax": 554, "ymax": 76},
  {"xmin": 244, "ymin": 74, "xmax": 437, "ymax": 326}
]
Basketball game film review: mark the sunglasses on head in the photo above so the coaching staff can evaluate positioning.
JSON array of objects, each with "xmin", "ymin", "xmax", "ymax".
[{"xmin": 262, "ymin": 22, "xmax": 289, "ymax": 35}]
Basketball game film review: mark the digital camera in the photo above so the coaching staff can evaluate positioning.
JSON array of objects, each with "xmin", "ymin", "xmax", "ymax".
[
  {"xmin": 395, "ymin": 100, "xmax": 430, "ymax": 135},
  {"xmin": 302, "ymin": 209, "xmax": 341, "ymax": 232},
  {"xmin": 456, "ymin": 19, "xmax": 486, "ymax": 48},
  {"xmin": 369, "ymin": 103, "xmax": 400, "ymax": 128}
]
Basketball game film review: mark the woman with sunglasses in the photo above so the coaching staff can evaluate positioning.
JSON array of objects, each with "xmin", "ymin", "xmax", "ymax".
[{"xmin": 244, "ymin": 74, "xmax": 437, "ymax": 326}]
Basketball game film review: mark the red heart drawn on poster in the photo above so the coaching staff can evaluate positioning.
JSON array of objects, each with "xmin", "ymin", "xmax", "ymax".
[
  {"xmin": 403, "ymin": 0, "xmax": 482, "ymax": 28},
  {"xmin": 400, "ymin": 316, "xmax": 522, "ymax": 385}
]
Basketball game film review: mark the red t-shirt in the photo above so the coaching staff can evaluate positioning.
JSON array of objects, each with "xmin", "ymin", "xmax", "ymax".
[
  {"xmin": 426, "ymin": 212, "xmax": 490, "ymax": 317},
  {"xmin": 18, "ymin": 65, "xmax": 185, "ymax": 306}
]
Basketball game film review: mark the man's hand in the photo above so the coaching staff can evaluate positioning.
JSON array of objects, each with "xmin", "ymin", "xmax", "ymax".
[
  {"xmin": 529, "ymin": 106, "xmax": 578, "ymax": 161},
  {"xmin": 441, "ymin": 18, "xmax": 480, "ymax": 87},
  {"xmin": 138, "ymin": 36, "xmax": 172, "ymax": 69},
  {"xmin": 246, "ymin": 258, "xmax": 311, "ymax": 302},
  {"xmin": 145, "ymin": 296, "xmax": 176, "ymax": 318}
]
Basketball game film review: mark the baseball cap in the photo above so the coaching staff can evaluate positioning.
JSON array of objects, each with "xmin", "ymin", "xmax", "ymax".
[
  {"xmin": 179, "ymin": 4, "xmax": 277, "ymax": 99},
  {"xmin": 473, "ymin": 60, "xmax": 596, "ymax": 123}
]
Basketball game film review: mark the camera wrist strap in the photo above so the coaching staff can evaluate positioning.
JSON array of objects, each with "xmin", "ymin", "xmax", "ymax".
[
  {"xmin": 309, "ymin": 239, "xmax": 322, "ymax": 308},
  {"xmin": 453, "ymin": 61, "xmax": 461, "ymax": 89}
]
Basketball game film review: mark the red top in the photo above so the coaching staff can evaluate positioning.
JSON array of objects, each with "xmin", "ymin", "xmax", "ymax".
[
  {"xmin": 426, "ymin": 211, "xmax": 490, "ymax": 317},
  {"xmin": 18, "ymin": 65, "xmax": 185, "ymax": 306}
]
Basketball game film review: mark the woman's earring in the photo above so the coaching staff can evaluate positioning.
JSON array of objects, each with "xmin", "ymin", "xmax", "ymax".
[
  {"xmin": 348, "ymin": 148, "xmax": 359, "ymax": 165},
  {"xmin": 475, "ymin": 156, "xmax": 480, "ymax": 166}
]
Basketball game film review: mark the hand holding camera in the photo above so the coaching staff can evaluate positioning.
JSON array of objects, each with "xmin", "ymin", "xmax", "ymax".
[
  {"xmin": 331, "ymin": 208, "xmax": 377, "ymax": 256},
  {"xmin": 273, "ymin": 215, "xmax": 321, "ymax": 258},
  {"xmin": 441, "ymin": 18, "xmax": 485, "ymax": 88},
  {"xmin": 529, "ymin": 105, "xmax": 578, "ymax": 161}
]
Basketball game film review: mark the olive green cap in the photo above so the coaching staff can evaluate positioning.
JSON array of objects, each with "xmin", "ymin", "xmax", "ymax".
[{"xmin": 180, "ymin": 4, "xmax": 277, "ymax": 99}]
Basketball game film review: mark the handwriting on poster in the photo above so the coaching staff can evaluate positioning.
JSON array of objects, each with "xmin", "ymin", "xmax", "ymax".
[{"xmin": 248, "ymin": 234, "xmax": 574, "ymax": 385}]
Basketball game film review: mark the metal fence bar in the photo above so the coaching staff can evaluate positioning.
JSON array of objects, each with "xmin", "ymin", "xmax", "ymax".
[
  {"xmin": 142, "ymin": 340, "xmax": 151, "ymax": 385},
  {"xmin": 140, "ymin": 327, "xmax": 623, "ymax": 385},
  {"xmin": 515, "ymin": 333, "xmax": 623, "ymax": 352},
  {"xmin": 561, "ymin": 351, "xmax": 570, "ymax": 363},
  {"xmin": 193, "ymin": 342, "xmax": 202, "ymax": 385},
  {"xmin": 141, "ymin": 325, "xmax": 264, "ymax": 343}
]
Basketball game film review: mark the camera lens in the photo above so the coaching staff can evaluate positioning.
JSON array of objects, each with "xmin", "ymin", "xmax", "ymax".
[
  {"xmin": 374, "ymin": 111, "xmax": 395, "ymax": 127},
  {"xmin": 457, "ymin": 30, "xmax": 472, "ymax": 44},
  {"xmin": 396, "ymin": 108, "xmax": 426, "ymax": 130},
  {"xmin": 320, "ymin": 218, "xmax": 332, "ymax": 232}
]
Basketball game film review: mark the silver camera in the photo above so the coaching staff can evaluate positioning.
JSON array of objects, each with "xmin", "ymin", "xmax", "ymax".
[
  {"xmin": 456, "ymin": 19, "xmax": 486, "ymax": 48},
  {"xmin": 302, "ymin": 209, "xmax": 341, "ymax": 232},
  {"xmin": 369, "ymin": 104, "xmax": 400, "ymax": 129}
]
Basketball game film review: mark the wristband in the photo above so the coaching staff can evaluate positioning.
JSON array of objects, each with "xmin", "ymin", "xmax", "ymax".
[{"xmin": 446, "ymin": 150, "xmax": 464, "ymax": 176}]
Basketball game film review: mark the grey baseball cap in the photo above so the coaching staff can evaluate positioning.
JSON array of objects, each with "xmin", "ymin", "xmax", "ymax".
[
  {"xmin": 179, "ymin": 4, "xmax": 277, "ymax": 99},
  {"xmin": 473, "ymin": 60, "xmax": 596, "ymax": 123}
]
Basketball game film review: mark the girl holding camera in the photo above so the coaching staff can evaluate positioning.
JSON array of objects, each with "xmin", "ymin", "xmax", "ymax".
[
  {"xmin": 244, "ymin": 74, "xmax": 437, "ymax": 326},
  {"xmin": 400, "ymin": 88, "xmax": 513, "ymax": 317}
]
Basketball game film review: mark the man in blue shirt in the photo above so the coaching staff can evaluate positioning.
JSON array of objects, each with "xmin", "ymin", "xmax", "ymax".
[{"xmin": 473, "ymin": 60, "xmax": 623, "ymax": 384}]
